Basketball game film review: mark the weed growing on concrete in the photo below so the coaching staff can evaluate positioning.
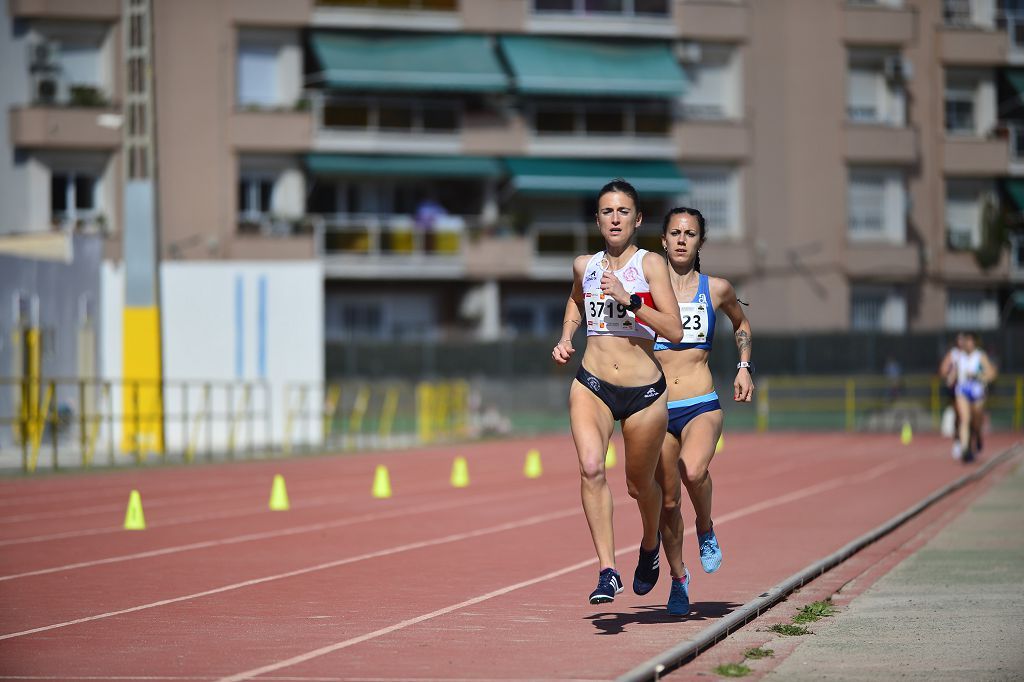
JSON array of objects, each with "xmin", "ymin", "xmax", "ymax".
[
  {"xmin": 768, "ymin": 623, "xmax": 811, "ymax": 636},
  {"xmin": 713, "ymin": 662, "xmax": 751, "ymax": 677},
  {"xmin": 743, "ymin": 647, "xmax": 774, "ymax": 659},
  {"xmin": 793, "ymin": 599, "xmax": 836, "ymax": 624}
]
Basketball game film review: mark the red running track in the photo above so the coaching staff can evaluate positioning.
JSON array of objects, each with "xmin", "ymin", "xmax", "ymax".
[{"xmin": 0, "ymin": 431, "xmax": 1019, "ymax": 681}]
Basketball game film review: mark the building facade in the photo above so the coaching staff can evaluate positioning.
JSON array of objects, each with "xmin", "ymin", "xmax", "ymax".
[{"xmin": 1, "ymin": 0, "xmax": 1020, "ymax": 349}]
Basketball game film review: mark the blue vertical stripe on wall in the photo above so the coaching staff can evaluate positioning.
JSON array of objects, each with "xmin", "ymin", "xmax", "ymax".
[
  {"xmin": 257, "ymin": 275, "xmax": 267, "ymax": 379},
  {"xmin": 235, "ymin": 274, "xmax": 244, "ymax": 379}
]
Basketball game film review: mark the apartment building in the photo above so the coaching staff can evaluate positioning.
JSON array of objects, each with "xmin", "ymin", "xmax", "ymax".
[{"xmin": 1, "ymin": 0, "xmax": 1019, "ymax": 346}]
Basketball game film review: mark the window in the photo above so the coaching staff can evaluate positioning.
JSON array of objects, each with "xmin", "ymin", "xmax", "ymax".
[
  {"xmin": 947, "ymin": 290, "xmax": 999, "ymax": 329},
  {"xmin": 325, "ymin": 294, "xmax": 436, "ymax": 341},
  {"xmin": 945, "ymin": 69, "xmax": 988, "ymax": 135},
  {"xmin": 237, "ymin": 44, "xmax": 279, "ymax": 107},
  {"xmin": 851, "ymin": 286, "xmax": 906, "ymax": 332},
  {"xmin": 238, "ymin": 176, "xmax": 274, "ymax": 218},
  {"xmin": 679, "ymin": 166, "xmax": 740, "ymax": 238},
  {"xmin": 531, "ymin": 101, "xmax": 670, "ymax": 137},
  {"xmin": 847, "ymin": 49, "xmax": 906, "ymax": 126},
  {"xmin": 321, "ymin": 97, "xmax": 460, "ymax": 134},
  {"xmin": 847, "ymin": 68, "xmax": 880, "ymax": 122},
  {"xmin": 1010, "ymin": 231, "xmax": 1024, "ymax": 278},
  {"xmin": 679, "ymin": 44, "xmax": 737, "ymax": 121},
  {"xmin": 848, "ymin": 168, "xmax": 905, "ymax": 242},
  {"xmin": 945, "ymin": 180, "xmax": 991, "ymax": 250},
  {"xmin": 533, "ymin": 0, "xmax": 669, "ymax": 16},
  {"xmin": 505, "ymin": 296, "xmax": 569, "ymax": 337},
  {"xmin": 51, "ymin": 171, "xmax": 99, "ymax": 227}
]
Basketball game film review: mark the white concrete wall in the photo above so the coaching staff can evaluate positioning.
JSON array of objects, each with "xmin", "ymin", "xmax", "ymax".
[
  {"xmin": 0, "ymin": 1, "xmax": 33, "ymax": 234},
  {"xmin": 101, "ymin": 260, "xmax": 323, "ymax": 454}
]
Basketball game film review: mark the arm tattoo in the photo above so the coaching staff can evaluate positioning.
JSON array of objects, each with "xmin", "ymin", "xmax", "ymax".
[{"xmin": 735, "ymin": 329, "xmax": 751, "ymax": 354}]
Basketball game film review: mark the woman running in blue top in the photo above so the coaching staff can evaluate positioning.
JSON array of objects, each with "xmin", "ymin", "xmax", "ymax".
[{"xmin": 654, "ymin": 207, "xmax": 754, "ymax": 616}]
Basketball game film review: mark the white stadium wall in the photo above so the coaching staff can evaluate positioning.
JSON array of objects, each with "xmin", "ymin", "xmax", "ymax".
[{"xmin": 101, "ymin": 260, "xmax": 323, "ymax": 454}]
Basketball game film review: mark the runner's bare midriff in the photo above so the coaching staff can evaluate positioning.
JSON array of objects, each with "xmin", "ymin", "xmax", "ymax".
[
  {"xmin": 657, "ymin": 347, "xmax": 714, "ymax": 400},
  {"xmin": 583, "ymin": 335, "xmax": 662, "ymax": 386}
]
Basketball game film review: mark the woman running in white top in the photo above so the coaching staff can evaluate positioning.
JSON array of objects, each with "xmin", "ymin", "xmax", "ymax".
[
  {"xmin": 552, "ymin": 179, "xmax": 683, "ymax": 604},
  {"xmin": 951, "ymin": 332, "xmax": 997, "ymax": 462}
]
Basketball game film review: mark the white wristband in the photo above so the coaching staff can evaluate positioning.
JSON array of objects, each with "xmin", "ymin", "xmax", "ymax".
[{"xmin": 737, "ymin": 361, "xmax": 754, "ymax": 373}]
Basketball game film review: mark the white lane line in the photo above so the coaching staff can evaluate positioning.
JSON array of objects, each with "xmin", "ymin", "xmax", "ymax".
[
  {"xmin": 0, "ymin": 505, "xmax": 581, "ymax": 642},
  {"xmin": 214, "ymin": 458, "xmax": 909, "ymax": 682},
  {"xmin": 0, "ymin": 485, "xmax": 561, "ymax": 582},
  {"xmin": 0, "ymin": 456, "xmax": 910, "ymax": 648}
]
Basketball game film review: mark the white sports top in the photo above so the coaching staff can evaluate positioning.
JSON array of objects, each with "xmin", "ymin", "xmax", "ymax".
[
  {"xmin": 582, "ymin": 249, "xmax": 656, "ymax": 340},
  {"xmin": 955, "ymin": 349, "xmax": 984, "ymax": 386}
]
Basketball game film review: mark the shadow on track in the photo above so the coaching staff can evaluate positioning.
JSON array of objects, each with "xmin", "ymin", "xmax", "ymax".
[{"xmin": 586, "ymin": 601, "xmax": 741, "ymax": 635}]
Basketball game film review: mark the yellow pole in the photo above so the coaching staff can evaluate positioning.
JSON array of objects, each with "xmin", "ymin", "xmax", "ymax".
[
  {"xmin": 379, "ymin": 385, "xmax": 399, "ymax": 440},
  {"xmin": 349, "ymin": 385, "xmax": 370, "ymax": 447},
  {"xmin": 28, "ymin": 381, "xmax": 53, "ymax": 474},
  {"xmin": 845, "ymin": 378, "xmax": 856, "ymax": 432},
  {"xmin": 324, "ymin": 384, "xmax": 341, "ymax": 442},
  {"xmin": 929, "ymin": 376, "xmax": 941, "ymax": 429},
  {"xmin": 756, "ymin": 378, "xmax": 769, "ymax": 432},
  {"xmin": 416, "ymin": 382, "xmax": 433, "ymax": 443}
]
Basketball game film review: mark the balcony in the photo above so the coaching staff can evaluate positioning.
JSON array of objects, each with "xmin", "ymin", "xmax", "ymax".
[
  {"xmin": 311, "ymin": 0, "xmax": 459, "ymax": 31},
  {"xmin": 942, "ymin": 134, "xmax": 1010, "ymax": 175},
  {"xmin": 8, "ymin": 0, "xmax": 120, "ymax": 20},
  {"xmin": 675, "ymin": 0, "xmax": 749, "ymax": 41},
  {"xmin": 941, "ymin": 248, "xmax": 1010, "ymax": 281},
  {"xmin": 230, "ymin": 109, "xmax": 314, "ymax": 152},
  {"xmin": 311, "ymin": 94, "xmax": 463, "ymax": 155},
  {"xmin": 845, "ymin": 243, "xmax": 920, "ymax": 279},
  {"xmin": 939, "ymin": 26, "xmax": 1008, "ymax": 65},
  {"xmin": 9, "ymin": 106, "xmax": 121, "ymax": 150},
  {"xmin": 844, "ymin": 124, "xmax": 917, "ymax": 164},
  {"xmin": 674, "ymin": 119, "xmax": 750, "ymax": 160},
  {"xmin": 229, "ymin": 0, "xmax": 314, "ymax": 26},
  {"xmin": 843, "ymin": 3, "xmax": 915, "ymax": 45}
]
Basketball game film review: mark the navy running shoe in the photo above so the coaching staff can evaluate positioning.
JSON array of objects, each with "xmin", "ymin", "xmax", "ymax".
[
  {"xmin": 632, "ymin": 532, "xmax": 661, "ymax": 595},
  {"xmin": 667, "ymin": 568, "xmax": 690, "ymax": 616},
  {"xmin": 698, "ymin": 527, "xmax": 722, "ymax": 574},
  {"xmin": 589, "ymin": 568, "xmax": 623, "ymax": 604}
]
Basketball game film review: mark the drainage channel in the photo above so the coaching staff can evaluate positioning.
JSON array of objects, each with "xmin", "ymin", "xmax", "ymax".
[{"xmin": 617, "ymin": 441, "xmax": 1024, "ymax": 682}]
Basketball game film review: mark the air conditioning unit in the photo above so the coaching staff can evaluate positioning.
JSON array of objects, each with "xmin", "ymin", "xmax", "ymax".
[
  {"xmin": 675, "ymin": 41, "xmax": 702, "ymax": 64},
  {"xmin": 883, "ymin": 55, "xmax": 912, "ymax": 82}
]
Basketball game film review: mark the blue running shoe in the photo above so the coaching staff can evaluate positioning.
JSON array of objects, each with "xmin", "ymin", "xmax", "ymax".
[
  {"xmin": 632, "ymin": 532, "xmax": 661, "ymax": 595},
  {"xmin": 589, "ymin": 568, "xmax": 623, "ymax": 604},
  {"xmin": 667, "ymin": 568, "xmax": 690, "ymax": 616},
  {"xmin": 698, "ymin": 527, "xmax": 722, "ymax": 574}
]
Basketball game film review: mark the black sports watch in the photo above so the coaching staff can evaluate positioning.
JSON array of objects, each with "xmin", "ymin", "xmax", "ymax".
[
  {"xmin": 627, "ymin": 293, "xmax": 643, "ymax": 312},
  {"xmin": 737, "ymin": 361, "xmax": 754, "ymax": 374}
]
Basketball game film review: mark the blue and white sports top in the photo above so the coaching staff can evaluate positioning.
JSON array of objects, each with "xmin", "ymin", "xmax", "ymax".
[
  {"xmin": 654, "ymin": 273, "xmax": 716, "ymax": 351},
  {"xmin": 582, "ymin": 249, "xmax": 656, "ymax": 340}
]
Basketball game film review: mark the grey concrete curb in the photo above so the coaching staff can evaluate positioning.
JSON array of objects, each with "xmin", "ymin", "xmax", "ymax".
[{"xmin": 616, "ymin": 441, "xmax": 1024, "ymax": 682}]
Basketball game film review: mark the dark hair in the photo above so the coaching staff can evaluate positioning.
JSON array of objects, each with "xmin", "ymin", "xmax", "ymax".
[
  {"xmin": 597, "ymin": 178, "xmax": 640, "ymax": 210},
  {"xmin": 661, "ymin": 206, "xmax": 706, "ymax": 272}
]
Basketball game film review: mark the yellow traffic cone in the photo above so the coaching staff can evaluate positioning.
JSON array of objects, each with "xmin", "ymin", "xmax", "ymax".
[
  {"xmin": 524, "ymin": 448, "xmax": 543, "ymax": 479},
  {"xmin": 450, "ymin": 456, "xmax": 469, "ymax": 488},
  {"xmin": 269, "ymin": 474, "xmax": 290, "ymax": 511},
  {"xmin": 605, "ymin": 442, "xmax": 617, "ymax": 468},
  {"xmin": 372, "ymin": 464, "xmax": 392, "ymax": 499},
  {"xmin": 715, "ymin": 433, "xmax": 724, "ymax": 454},
  {"xmin": 900, "ymin": 421, "xmax": 913, "ymax": 446},
  {"xmin": 123, "ymin": 489, "xmax": 146, "ymax": 530}
]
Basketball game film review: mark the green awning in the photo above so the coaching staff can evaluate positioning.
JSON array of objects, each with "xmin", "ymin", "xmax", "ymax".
[
  {"xmin": 1005, "ymin": 179, "xmax": 1024, "ymax": 211},
  {"xmin": 308, "ymin": 32, "xmax": 508, "ymax": 93},
  {"xmin": 305, "ymin": 154, "xmax": 503, "ymax": 178},
  {"xmin": 498, "ymin": 36, "xmax": 687, "ymax": 98},
  {"xmin": 504, "ymin": 158, "xmax": 688, "ymax": 196}
]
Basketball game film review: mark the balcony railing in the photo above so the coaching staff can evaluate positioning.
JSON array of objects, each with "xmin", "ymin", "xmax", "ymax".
[{"xmin": 311, "ymin": 93, "xmax": 461, "ymax": 136}]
